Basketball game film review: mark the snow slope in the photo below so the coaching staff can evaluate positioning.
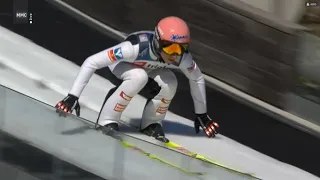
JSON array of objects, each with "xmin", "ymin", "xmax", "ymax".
[{"xmin": 0, "ymin": 25, "xmax": 319, "ymax": 180}]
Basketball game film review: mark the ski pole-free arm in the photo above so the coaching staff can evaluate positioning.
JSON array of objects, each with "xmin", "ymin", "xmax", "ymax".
[
  {"xmin": 179, "ymin": 53, "xmax": 207, "ymax": 114},
  {"xmin": 68, "ymin": 41, "xmax": 136, "ymax": 97}
]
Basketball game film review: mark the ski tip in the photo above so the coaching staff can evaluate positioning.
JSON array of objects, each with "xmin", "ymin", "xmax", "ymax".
[{"xmin": 164, "ymin": 141, "xmax": 261, "ymax": 179}]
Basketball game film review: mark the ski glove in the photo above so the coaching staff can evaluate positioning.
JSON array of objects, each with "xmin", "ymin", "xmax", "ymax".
[
  {"xmin": 55, "ymin": 94, "xmax": 81, "ymax": 116},
  {"xmin": 194, "ymin": 113, "xmax": 219, "ymax": 138}
]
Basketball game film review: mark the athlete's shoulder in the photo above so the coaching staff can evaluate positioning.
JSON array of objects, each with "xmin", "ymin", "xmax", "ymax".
[
  {"xmin": 123, "ymin": 31, "xmax": 155, "ymax": 61},
  {"xmin": 106, "ymin": 31, "xmax": 153, "ymax": 62},
  {"xmin": 125, "ymin": 31, "xmax": 154, "ymax": 45}
]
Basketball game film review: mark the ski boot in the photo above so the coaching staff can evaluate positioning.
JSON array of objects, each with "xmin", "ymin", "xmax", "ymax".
[
  {"xmin": 99, "ymin": 123, "xmax": 119, "ymax": 136},
  {"xmin": 140, "ymin": 123, "xmax": 169, "ymax": 143}
]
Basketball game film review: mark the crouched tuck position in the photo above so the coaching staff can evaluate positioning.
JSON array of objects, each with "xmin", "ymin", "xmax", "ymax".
[{"xmin": 55, "ymin": 16, "xmax": 219, "ymax": 142}]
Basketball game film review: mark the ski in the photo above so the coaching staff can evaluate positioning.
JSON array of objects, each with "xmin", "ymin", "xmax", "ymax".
[
  {"xmin": 120, "ymin": 141, "xmax": 204, "ymax": 176},
  {"xmin": 57, "ymin": 110, "xmax": 205, "ymax": 177},
  {"xmin": 118, "ymin": 120, "xmax": 261, "ymax": 179},
  {"xmin": 98, "ymin": 126, "xmax": 205, "ymax": 176},
  {"xmin": 163, "ymin": 141, "xmax": 260, "ymax": 179},
  {"xmin": 57, "ymin": 108, "xmax": 258, "ymax": 179}
]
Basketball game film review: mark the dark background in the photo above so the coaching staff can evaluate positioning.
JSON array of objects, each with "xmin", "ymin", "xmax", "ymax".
[{"xmin": 0, "ymin": 0, "xmax": 319, "ymax": 178}]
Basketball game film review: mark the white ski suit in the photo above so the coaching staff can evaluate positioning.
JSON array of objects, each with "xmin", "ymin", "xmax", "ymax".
[{"xmin": 68, "ymin": 31, "xmax": 207, "ymax": 129}]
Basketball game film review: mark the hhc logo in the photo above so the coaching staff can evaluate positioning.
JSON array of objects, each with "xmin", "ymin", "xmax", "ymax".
[{"xmin": 16, "ymin": 12, "xmax": 27, "ymax": 18}]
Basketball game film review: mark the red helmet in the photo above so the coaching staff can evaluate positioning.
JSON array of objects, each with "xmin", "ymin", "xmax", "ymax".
[{"xmin": 153, "ymin": 16, "xmax": 190, "ymax": 56}]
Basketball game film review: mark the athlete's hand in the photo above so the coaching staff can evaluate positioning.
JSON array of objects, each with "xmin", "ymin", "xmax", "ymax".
[
  {"xmin": 55, "ymin": 94, "xmax": 81, "ymax": 117},
  {"xmin": 194, "ymin": 113, "xmax": 219, "ymax": 138}
]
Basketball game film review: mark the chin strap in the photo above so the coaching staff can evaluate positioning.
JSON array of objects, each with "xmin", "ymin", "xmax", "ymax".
[
  {"xmin": 151, "ymin": 37, "xmax": 165, "ymax": 63},
  {"xmin": 151, "ymin": 34, "xmax": 161, "ymax": 56},
  {"xmin": 158, "ymin": 58, "xmax": 165, "ymax": 63}
]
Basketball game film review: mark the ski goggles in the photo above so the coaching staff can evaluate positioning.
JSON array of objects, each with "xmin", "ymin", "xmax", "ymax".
[{"xmin": 160, "ymin": 41, "xmax": 189, "ymax": 55}]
